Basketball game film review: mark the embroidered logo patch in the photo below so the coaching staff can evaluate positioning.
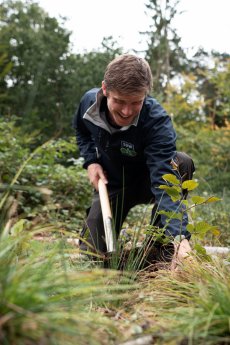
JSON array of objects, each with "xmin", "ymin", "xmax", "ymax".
[{"xmin": 120, "ymin": 141, "xmax": 137, "ymax": 157}]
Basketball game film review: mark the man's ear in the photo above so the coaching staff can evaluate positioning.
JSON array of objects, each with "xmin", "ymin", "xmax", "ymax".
[{"xmin": 102, "ymin": 81, "xmax": 107, "ymax": 96}]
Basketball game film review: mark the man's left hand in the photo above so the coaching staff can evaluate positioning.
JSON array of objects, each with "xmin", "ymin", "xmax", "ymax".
[{"xmin": 171, "ymin": 239, "xmax": 192, "ymax": 270}]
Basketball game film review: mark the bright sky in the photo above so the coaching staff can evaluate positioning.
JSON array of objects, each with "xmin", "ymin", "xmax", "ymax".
[{"xmin": 37, "ymin": 0, "xmax": 230, "ymax": 56}]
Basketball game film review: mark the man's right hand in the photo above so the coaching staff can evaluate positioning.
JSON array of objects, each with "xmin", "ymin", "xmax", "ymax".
[{"xmin": 87, "ymin": 163, "xmax": 108, "ymax": 191}]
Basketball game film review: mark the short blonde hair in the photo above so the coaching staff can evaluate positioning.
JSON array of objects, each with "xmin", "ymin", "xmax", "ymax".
[{"xmin": 103, "ymin": 54, "xmax": 153, "ymax": 95}]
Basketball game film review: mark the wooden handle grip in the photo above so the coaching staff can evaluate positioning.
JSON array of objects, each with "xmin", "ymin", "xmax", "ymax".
[
  {"xmin": 98, "ymin": 179, "xmax": 115, "ymax": 253},
  {"xmin": 98, "ymin": 179, "xmax": 112, "ymax": 218}
]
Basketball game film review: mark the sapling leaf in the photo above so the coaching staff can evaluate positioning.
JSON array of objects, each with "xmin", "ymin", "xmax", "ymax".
[
  {"xmin": 211, "ymin": 228, "xmax": 220, "ymax": 236},
  {"xmin": 158, "ymin": 210, "xmax": 183, "ymax": 220},
  {"xmin": 182, "ymin": 200, "xmax": 189, "ymax": 207},
  {"xmin": 171, "ymin": 196, "xmax": 179, "ymax": 202},
  {"xmin": 188, "ymin": 221, "xmax": 219, "ymax": 239},
  {"xmin": 159, "ymin": 185, "xmax": 181, "ymax": 192},
  {"xmin": 182, "ymin": 180, "xmax": 199, "ymax": 190},
  {"xmin": 205, "ymin": 196, "xmax": 222, "ymax": 203},
  {"xmin": 186, "ymin": 224, "xmax": 194, "ymax": 232},
  {"xmin": 194, "ymin": 243, "xmax": 212, "ymax": 261},
  {"xmin": 159, "ymin": 185, "xmax": 181, "ymax": 201},
  {"xmin": 194, "ymin": 243, "xmax": 207, "ymax": 255},
  {"xmin": 191, "ymin": 196, "xmax": 206, "ymax": 204},
  {"xmin": 195, "ymin": 221, "xmax": 214, "ymax": 233},
  {"xmin": 162, "ymin": 174, "xmax": 180, "ymax": 185}
]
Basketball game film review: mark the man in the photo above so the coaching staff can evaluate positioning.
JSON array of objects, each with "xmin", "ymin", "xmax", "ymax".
[{"xmin": 73, "ymin": 54, "xmax": 195, "ymax": 267}]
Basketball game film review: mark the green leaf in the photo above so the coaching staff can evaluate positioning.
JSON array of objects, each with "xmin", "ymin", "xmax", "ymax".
[
  {"xmin": 158, "ymin": 210, "xmax": 183, "ymax": 220},
  {"xmin": 186, "ymin": 224, "xmax": 194, "ymax": 232},
  {"xmin": 194, "ymin": 243, "xmax": 207, "ymax": 256},
  {"xmin": 159, "ymin": 185, "xmax": 181, "ymax": 201},
  {"xmin": 182, "ymin": 200, "xmax": 189, "ymax": 207},
  {"xmin": 211, "ymin": 228, "xmax": 220, "ymax": 236},
  {"xmin": 162, "ymin": 174, "xmax": 180, "ymax": 185},
  {"xmin": 190, "ymin": 221, "xmax": 220, "ymax": 239},
  {"xmin": 205, "ymin": 196, "xmax": 222, "ymax": 203},
  {"xmin": 195, "ymin": 221, "xmax": 213, "ymax": 233},
  {"xmin": 182, "ymin": 180, "xmax": 199, "ymax": 191},
  {"xmin": 194, "ymin": 243, "xmax": 212, "ymax": 261},
  {"xmin": 191, "ymin": 196, "xmax": 206, "ymax": 204}
]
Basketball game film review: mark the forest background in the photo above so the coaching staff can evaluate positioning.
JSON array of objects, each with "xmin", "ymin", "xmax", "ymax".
[{"xmin": 0, "ymin": 1, "xmax": 230, "ymax": 344}]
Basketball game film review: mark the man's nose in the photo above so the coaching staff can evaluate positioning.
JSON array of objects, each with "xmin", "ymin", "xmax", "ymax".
[{"xmin": 122, "ymin": 104, "xmax": 133, "ymax": 116}]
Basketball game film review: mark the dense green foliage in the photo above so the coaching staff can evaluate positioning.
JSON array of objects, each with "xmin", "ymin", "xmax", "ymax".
[
  {"xmin": 0, "ymin": 0, "xmax": 122, "ymax": 139},
  {"xmin": 0, "ymin": 117, "xmax": 92, "ymax": 233}
]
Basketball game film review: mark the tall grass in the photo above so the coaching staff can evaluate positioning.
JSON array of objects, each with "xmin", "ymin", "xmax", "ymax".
[
  {"xmin": 136, "ymin": 257, "xmax": 230, "ymax": 345},
  {"xmin": 0, "ymin": 228, "xmax": 135, "ymax": 345}
]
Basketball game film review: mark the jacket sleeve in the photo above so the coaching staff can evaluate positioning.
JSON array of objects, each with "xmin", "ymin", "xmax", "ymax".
[
  {"xmin": 143, "ymin": 102, "xmax": 191, "ymax": 239},
  {"xmin": 73, "ymin": 92, "xmax": 99, "ymax": 169}
]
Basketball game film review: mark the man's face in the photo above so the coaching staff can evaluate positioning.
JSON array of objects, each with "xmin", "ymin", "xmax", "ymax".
[{"xmin": 102, "ymin": 82, "xmax": 146, "ymax": 127}]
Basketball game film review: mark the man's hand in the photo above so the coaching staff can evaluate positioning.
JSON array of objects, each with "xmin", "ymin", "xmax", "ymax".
[
  {"xmin": 171, "ymin": 238, "xmax": 192, "ymax": 270},
  {"xmin": 87, "ymin": 163, "xmax": 108, "ymax": 191}
]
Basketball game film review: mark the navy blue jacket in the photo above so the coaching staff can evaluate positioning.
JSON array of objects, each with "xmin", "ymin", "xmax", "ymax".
[{"xmin": 73, "ymin": 88, "xmax": 190, "ymax": 239}]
